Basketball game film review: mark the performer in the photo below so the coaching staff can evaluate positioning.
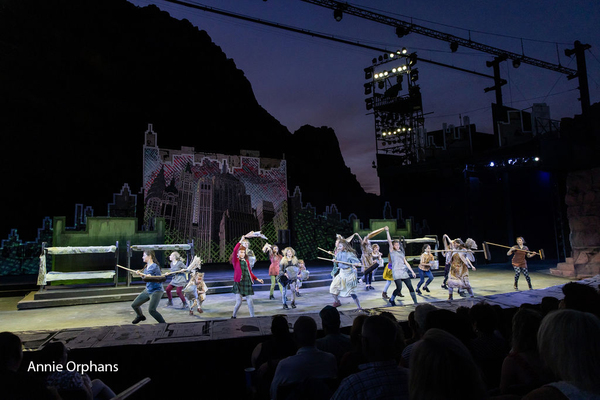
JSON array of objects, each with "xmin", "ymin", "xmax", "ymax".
[
  {"xmin": 507, "ymin": 237, "xmax": 534, "ymax": 290},
  {"xmin": 416, "ymin": 244, "xmax": 435, "ymax": 294},
  {"xmin": 165, "ymin": 251, "xmax": 188, "ymax": 308},
  {"xmin": 231, "ymin": 232, "xmax": 265, "ymax": 318},
  {"xmin": 279, "ymin": 247, "xmax": 300, "ymax": 309},
  {"xmin": 359, "ymin": 228, "xmax": 385, "ymax": 291},
  {"xmin": 381, "ymin": 260, "xmax": 394, "ymax": 300},
  {"xmin": 131, "ymin": 250, "xmax": 166, "ymax": 324},
  {"xmin": 329, "ymin": 238, "xmax": 362, "ymax": 310},
  {"xmin": 296, "ymin": 259, "xmax": 309, "ymax": 297},
  {"xmin": 240, "ymin": 237, "xmax": 257, "ymax": 270},
  {"xmin": 447, "ymin": 237, "xmax": 477, "ymax": 300},
  {"xmin": 385, "ymin": 226, "xmax": 418, "ymax": 306},
  {"xmin": 183, "ymin": 270, "xmax": 207, "ymax": 315},
  {"xmin": 263, "ymin": 243, "xmax": 283, "ymax": 300},
  {"xmin": 440, "ymin": 234, "xmax": 455, "ymax": 290},
  {"xmin": 370, "ymin": 243, "xmax": 383, "ymax": 282}
]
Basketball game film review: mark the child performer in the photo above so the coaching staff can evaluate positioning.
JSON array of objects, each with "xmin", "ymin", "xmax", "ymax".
[
  {"xmin": 446, "ymin": 238, "xmax": 477, "ymax": 300},
  {"xmin": 416, "ymin": 244, "xmax": 435, "ymax": 294},
  {"xmin": 263, "ymin": 243, "xmax": 283, "ymax": 300},
  {"xmin": 385, "ymin": 226, "xmax": 418, "ymax": 306},
  {"xmin": 441, "ymin": 234, "xmax": 455, "ymax": 290},
  {"xmin": 231, "ymin": 232, "xmax": 265, "ymax": 318},
  {"xmin": 329, "ymin": 237, "xmax": 362, "ymax": 310},
  {"xmin": 507, "ymin": 237, "xmax": 534, "ymax": 290},
  {"xmin": 131, "ymin": 250, "xmax": 166, "ymax": 324},
  {"xmin": 184, "ymin": 271, "xmax": 208, "ymax": 315},
  {"xmin": 165, "ymin": 251, "xmax": 188, "ymax": 308},
  {"xmin": 279, "ymin": 247, "xmax": 300, "ymax": 309},
  {"xmin": 296, "ymin": 259, "xmax": 310, "ymax": 297},
  {"xmin": 360, "ymin": 228, "xmax": 385, "ymax": 291}
]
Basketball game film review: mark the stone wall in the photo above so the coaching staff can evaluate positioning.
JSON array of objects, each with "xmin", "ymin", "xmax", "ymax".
[{"xmin": 552, "ymin": 167, "xmax": 600, "ymax": 277}]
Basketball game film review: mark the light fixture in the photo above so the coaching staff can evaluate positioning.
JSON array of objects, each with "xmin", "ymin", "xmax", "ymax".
[
  {"xmin": 534, "ymin": 157, "xmax": 539, "ymax": 161},
  {"xmin": 378, "ymin": 81, "xmax": 385, "ymax": 89},
  {"xmin": 450, "ymin": 41, "xmax": 459, "ymax": 52},
  {"xmin": 512, "ymin": 59, "xmax": 521, "ymax": 68},
  {"xmin": 401, "ymin": 47, "xmax": 408, "ymax": 54},
  {"xmin": 410, "ymin": 69, "xmax": 419, "ymax": 82},
  {"xmin": 364, "ymin": 67, "xmax": 373, "ymax": 80},
  {"xmin": 364, "ymin": 83, "xmax": 372, "ymax": 95},
  {"xmin": 333, "ymin": 8, "xmax": 343, "ymax": 22},
  {"xmin": 396, "ymin": 27, "xmax": 410, "ymax": 38},
  {"xmin": 408, "ymin": 53, "xmax": 417, "ymax": 65}
]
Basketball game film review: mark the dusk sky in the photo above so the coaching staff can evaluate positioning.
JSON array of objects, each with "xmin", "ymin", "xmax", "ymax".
[{"xmin": 129, "ymin": 0, "xmax": 600, "ymax": 194}]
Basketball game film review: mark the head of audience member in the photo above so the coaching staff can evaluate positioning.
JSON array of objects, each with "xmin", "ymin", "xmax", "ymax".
[
  {"xmin": 361, "ymin": 315, "xmax": 398, "ymax": 362},
  {"xmin": 511, "ymin": 308, "xmax": 542, "ymax": 353},
  {"xmin": 540, "ymin": 296, "xmax": 560, "ymax": 316},
  {"xmin": 319, "ymin": 305, "xmax": 341, "ymax": 334},
  {"xmin": 0, "ymin": 332, "xmax": 22, "ymax": 372},
  {"xmin": 538, "ymin": 309, "xmax": 600, "ymax": 394},
  {"xmin": 409, "ymin": 328, "xmax": 488, "ymax": 400},
  {"xmin": 271, "ymin": 315, "xmax": 291, "ymax": 340},
  {"xmin": 424, "ymin": 309, "xmax": 472, "ymax": 346},
  {"xmin": 469, "ymin": 301, "xmax": 498, "ymax": 335},
  {"xmin": 349, "ymin": 314, "xmax": 368, "ymax": 350},
  {"xmin": 294, "ymin": 316, "xmax": 318, "ymax": 348},
  {"xmin": 414, "ymin": 304, "xmax": 438, "ymax": 337},
  {"xmin": 561, "ymin": 282, "xmax": 600, "ymax": 317},
  {"xmin": 379, "ymin": 311, "xmax": 406, "ymax": 360},
  {"xmin": 40, "ymin": 341, "xmax": 69, "ymax": 366}
]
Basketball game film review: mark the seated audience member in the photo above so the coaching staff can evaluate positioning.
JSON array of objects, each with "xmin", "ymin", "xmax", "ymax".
[
  {"xmin": 560, "ymin": 282, "xmax": 600, "ymax": 317},
  {"xmin": 42, "ymin": 341, "xmax": 116, "ymax": 400},
  {"xmin": 379, "ymin": 311, "xmax": 406, "ymax": 363},
  {"xmin": 0, "ymin": 332, "xmax": 57, "ymax": 400},
  {"xmin": 424, "ymin": 308, "xmax": 473, "ymax": 346},
  {"xmin": 399, "ymin": 303, "xmax": 437, "ymax": 367},
  {"xmin": 250, "ymin": 315, "xmax": 296, "ymax": 400},
  {"xmin": 500, "ymin": 308, "xmax": 547, "ymax": 395},
  {"xmin": 523, "ymin": 309, "xmax": 600, "ymax": 400},
  {"xmin": 338, "ymin": 314, "xmax": 368, "ymax": 379},
  {"xmin": 409, "ymin": 328, "xmax": 488, "ymax": 400},
  {"xmin": 315, "ymin": 305, "xmax": 351, "ymax": 363},
  {"xmin": 540, "ymin": 296, "xmax": 559, "ymax": 317},
  {"xmin": 332, "ymin": 315, "xmax": 409, "ymax": 400},
  {"xmin": 469, "ymin": 302, "xmax": 508, "ymax": 390},
  {"xmin": 270, "ymin": 316, "xmax": 337, "ymax": 400},
  {"xmin": 404, "ymin": 311, "xmax": 418, "ymax": 345}
]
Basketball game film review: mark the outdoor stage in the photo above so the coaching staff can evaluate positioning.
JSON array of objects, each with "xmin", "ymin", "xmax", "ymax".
[{"xmin": 0, "ymin": 261, "xmax": 595, "ymax": 350}]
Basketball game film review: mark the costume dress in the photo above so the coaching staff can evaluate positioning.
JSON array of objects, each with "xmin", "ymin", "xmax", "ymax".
[
  {"xmin": 447, "ymin": 252, "xmax": 472, "ymax": 289},
  {"xmin": 329, "ymin": 251, "xmax": 359, "ymax": 297}
]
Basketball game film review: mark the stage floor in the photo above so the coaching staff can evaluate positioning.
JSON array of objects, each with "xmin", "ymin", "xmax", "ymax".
[{"xmin": 0, "ymin": 262, "xmax": 595, "ymax": 350}]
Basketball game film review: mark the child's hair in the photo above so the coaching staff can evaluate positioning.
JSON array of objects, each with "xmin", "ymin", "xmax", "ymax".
[
  {"xmin": 516, "ymin": 236, "xmax": 526, "ymax": 244},
  {"xmin": 196, "ymin": 272, "xmax": 205, "ymax": 279}
]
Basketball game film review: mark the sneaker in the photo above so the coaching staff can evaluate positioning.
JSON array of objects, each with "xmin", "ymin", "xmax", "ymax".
[
  {"xmin": 269, "ymin": 294, "xmax": 275, "ymax": 300},
  {"xmin": 291, "ymin": 302, "xmax": 296, "ymax": 309},
  {"xmin": 231, "ymin": 316, "xmax": 236, "ymax": 319},
  {"xmin": 459, "ymin": 291, "xmax": 467, "ymax": 297},
  {"xmin": 189, "ymin": 310, "xmax": 193, "ymax": 315},
  {"xmin": 416, "ymin": 289, "xmax": 422, "ymax": 295},
  {"xmin": 448, "ymin": 295, "xmax": 453, "ymax": 300},
  {"xmin": 166, "ymin": 300, "xmax": 173, "ymax": 307},
  {"xmin": 369, "ymin": 286, "xmax": 375, "ymax": 290},
  {"xmin": 398, "ymin": 293, "xmax": 404, "ymax": 297},
  {"xmin": 181, "ymin": 302, "xmax": 188, "ymax": 309},
  {"xmin": 132, "ymin": 315, "xmax": 146, "ymax": 324},
  {"xmin": 296, "ymin": 292, "xmax": 302, "ymax": 297},
  {"xmin": 514, "ymin": 284, "xmax": 518, "ymax": 290},
  {"xmin": 389, "ymin": 299, "xmax": 397, "ymax": 306},
  {"xmin": 382, "ymin": 292, "xmax": 389, "ymax": 300},
  {"xmin": 332, "ymin": 301, "xmax": 342, "ymax": 308},
  {"xmin": 365, "ymin": 286, "xmax": 370, "ymax": 291},
  {"xmin": 423, "ymin": 286, "xmax": 430, "ymax": 293},
  {"xmin": 441, "ymin": 284, "xmax": 448, "ymax": 289},
  {"xmin": 528, "ymin": 285, "xmax": 533, "ymax": 290},
  {"xmin": 198, "ymin": 307, "xmax": 203, "ymax": 313},
  {"xmin": 283, "ymin": 304, "xmax": 289, "ymax": 309}
]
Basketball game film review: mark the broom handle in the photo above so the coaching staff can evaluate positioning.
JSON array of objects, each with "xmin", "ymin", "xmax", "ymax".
[{"xmin": 485, "ymin": 242, "xmax": 541, "ymax": 257}]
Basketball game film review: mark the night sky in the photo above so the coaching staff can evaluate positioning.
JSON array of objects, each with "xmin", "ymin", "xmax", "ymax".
[{"xmin": 129, "ymin": 0, "xmax": 600, "ymax": 194}]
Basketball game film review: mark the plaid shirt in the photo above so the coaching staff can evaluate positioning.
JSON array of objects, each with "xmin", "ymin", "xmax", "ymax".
[{"xmin": 331, "ymin": 360, "xmax": 409, "ymax": 400}]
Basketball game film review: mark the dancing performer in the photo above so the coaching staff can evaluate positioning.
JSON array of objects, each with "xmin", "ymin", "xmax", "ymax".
[
  {"xmin": 279, "ymin": 247, "xmax": 300, "ymax": 309},
  {"xmin": 131, "ymin": 250, "xmax": 166, "ymax": 324},
  {"xmin": 507, "ymin": 237, "xmax": 534, "ymax": 290},
  {"xmin": 165, "ymin": 251, "xmax": 188, "ymax": 308},
  {"xmin": 330, "ymin": 237, "xmax": 362, "ymax": 310},
  {"xmin": 440, "ymin": 234, "xmax": 456, "ymax": 290},
  {"xmin": 381, "ymin": 260, "xmax": 394, "ymax": 300},
  {"xmin": 359, "ymin": 228, "xmax": 385, "ymax": 291},
  {"xmin": 231, "ymin": 232, "xmax": 265, "ymax": 318},
  {"xmin": 446, "ymin": 238, "xmax": 477, "ymax": 300},
  {"xmin": 184, "ymin": 270, "xmax": 207, "ymax": 315},
  {"xmin": 263, "ymin": 243, "xmax": 283, "ymax": 300},
  {"xmin": 296, "ymin": 259, "xmax": 309, "ymax": 297},
  {"xmin": 385, "ymin": 226, "xmax": 418, "ymax": 306},
  {"xmin": 240, "ymin": 237, "xmax": 257, "ymax": 270},
  {"xmin": 416, "ymin": 244, "xmax": 435, "ymax": 295}
]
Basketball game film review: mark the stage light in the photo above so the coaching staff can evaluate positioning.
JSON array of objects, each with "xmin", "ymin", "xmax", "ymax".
[
  {"xmin": 364, "ymin": 83, "xmax": 372, "ymax": 95},
  {"xmin": 378, "ymin": 81, "xmax": 385, "ymax": 89},
  {"xmin": 378, "ymin": 55, "xmax": 383, "ymax": 62},
  {"xmin": 408, "ymin": 53, "xmax": 417, "ymax": 65},
  {"xmin": 372, "ymin": 58, "xmax": 377, "ymax": 65},
  {"xmin": 392, "ymin": 68, "xmax": 397, "ymax": 73},
  {"xmin": 364, "ymin": 67, "xmax": 373, "ymax": 80},
  {"xmin": 383, "ymin": 71, "xmax": 389, "ymax": 76},
  {"xmin": 402, "ymin": 65, "xmax": 408, "ymax": 71},
  {"xmin": 384, "ymin": 53, "xmax": 389, "ymax": 60},
  {"xmin": 534, "ymin": 157, "xmax": 539, "ymax": 161},
  {"xmin": 389, "ymin": 53, "xmax": 395, "ymax": 58},
  {"xmin": 401, "ymin": 47, "xmax": 408, "ymax": 54},
  {"xmin": 450, "ymin": 41, "xmax": 459, "ymax": 52},
  {"xmin": 512, "ymin": 59, "xmax": 521, "ymax": 68},
  {"xmin": 365, "ymin": 98, "xmax": 373, "ymax": 110},
  {"xmin": 489, "ymin": 162, "xmax": 495, "ymax": 167},
  {"xmin": 396, "ymin": 27, "xmax": 410, "ymax": 38},
  {"xmin": 333, "ymin": 8, "xmax": 343, "ymax": 21},
  {"xmin": 410, "ymin": 69, "xmax": 419, "ymax": 82}
]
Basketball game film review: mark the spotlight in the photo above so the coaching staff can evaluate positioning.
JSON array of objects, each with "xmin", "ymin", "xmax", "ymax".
[
  {"xmin": 401, "ymin": 47, "xmax": 408, "ymax": 54},
  {"xmin": 512, "ymin": 58, "xmax": 521, "ymax": 68},
  {"xmin": 378, "ymin": 55, "xmax": 383, "ymax": 62},
  {"xmin": 534, "ymin": 157, "xmax": 539, "ymax": 161},
  {"xmin": 392, "ymin": 68, "xmax": 397, "ymax": 73},
  {"xmin": 410, "ymin": 69, "xmax": 419, "ymax": 82},
  {"xmin": 383, "ymin": 53, "xmax": 389, "ymax": 60},
  {"xmin": 372, "ymin": 58, "xmax": 377, "ymax": 65},
  {"xmin": 395, "ymin": 26, "xmax": 410, "ymax": 38},
  {"xmin": 450, "ymin": 41, "xmax": 459, "ymax": 52},
  {"xmin": 378, "ymin": 81, "xmax": 385, "ymax": 89},
  {"xmin": 365, "ymin": 98, "xmax": 373, "ymax": 110},
  {"xmin": 364, "ymin": 67, "xmax": 373, "ymax": 80},
  {"xmin": 333, "ymin": 8, "xmax": 343, "ymax": 22},
  {"xmin": 489, "ymin": 161, "xmax": 495, "ymax": 167},
  {"xmin": 364, "ymin": 83, "xmax": 372, "ymax": 95},
  {"xmin": 389, "ymin": 53, "xmax": 395, "ymax": 58},
  {"xmin": 408, "ymin": 53, "xmax": 417, "ymax": 65}
]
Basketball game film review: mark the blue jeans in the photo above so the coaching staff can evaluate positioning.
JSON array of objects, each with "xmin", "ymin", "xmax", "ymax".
[
  {"xmin": 417, "ymin": 269, "xmax": 434, "ymax": 289},
  {"xmin": 132, "ymin": 289, "xmax": 165, "ymax": 323}
]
